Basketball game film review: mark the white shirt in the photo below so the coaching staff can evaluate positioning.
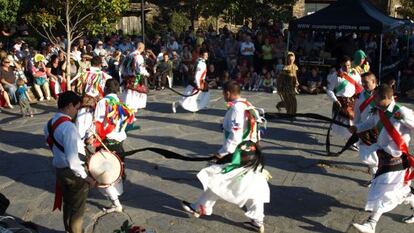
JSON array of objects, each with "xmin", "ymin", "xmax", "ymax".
[
  {"xmin": 218, "ymin": 98, "xmax": 258, "ymax": 156},
  {"xmin": 76, "ymin": 107, "xmax": 95, "ymax": 140},
  {"xmin": 240, "ymin": 42, "xmax": 255, "ymax": 56},
  {"xmin": 327, "ymin": 71, "xmax": 361, "ymax": 102},
  {"xmin": 94, "ymin": 94, "xmax": 127, "ymax": 142},
  {"xmin": 194, "ymin": 58, "xmax": 207, "ymax": 89},
  {"xmin": 83, "ymin": 67, "xmax": 112, "ymax": 97},
  {"xmin": 122, "ymin": 51, "xmax": 149, "ymax": 77},
  {"xmin": 356, "ymin": 101, "xmax": 414, "ymax": 157},
  {"xmin": 354, "ymin": 90, "xmax": 375, "ymax": 125},
  {"xmin": 44, "ymin": 113, "xmax": 88, "ymax": 179}
]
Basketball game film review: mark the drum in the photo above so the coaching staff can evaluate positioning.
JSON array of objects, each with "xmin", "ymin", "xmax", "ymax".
[{"xmin": 87, "ymin": 150, "xmax": 123, "ymax": 185}]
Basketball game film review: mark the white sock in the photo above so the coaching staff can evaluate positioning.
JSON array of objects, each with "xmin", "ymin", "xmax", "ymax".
[{"xmin": 113, "ymin": 199, "xmax": 122, "ymax": 207}]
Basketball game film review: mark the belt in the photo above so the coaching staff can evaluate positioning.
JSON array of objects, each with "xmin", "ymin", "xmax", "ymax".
[{"xmin": 375, "ymin": 150, "xmax": 409, "ymax": 178}]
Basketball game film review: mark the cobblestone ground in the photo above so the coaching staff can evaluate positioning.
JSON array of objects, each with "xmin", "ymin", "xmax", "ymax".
[{"xmin": 0, "ymin": 89, "xmax": 413, "ymax": 233}]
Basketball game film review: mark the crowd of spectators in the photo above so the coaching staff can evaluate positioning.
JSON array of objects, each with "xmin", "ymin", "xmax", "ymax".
[{"xmin": 1, "ymin": 20, "xmax": 414, "ymax": 112}]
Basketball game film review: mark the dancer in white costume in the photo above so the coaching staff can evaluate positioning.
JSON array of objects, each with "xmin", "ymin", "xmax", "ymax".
[
  {"xmin": 76, "ymin": 56, "xmax": 112, "ymax": 99},
  {"xmin": 327, "ymin": 56, "xmax": 362, "ymax": 143},
  {"xmin": 350, "ymin": 84, "xmax": 414, "ymax": 233},
  {"xmin": 181, "ymin": 81, "xmax": 270, "ymax": 233},
  {"xmin": 353, "ymin": 72, "xmax": 378, "ymax": 176},
  {"xmin": 172, "ymin": 49, "xmax": 210, "ymax": 113},
  {"xmin": 121, "ymin": 42, "xmax": 149, "ymax": 111}
]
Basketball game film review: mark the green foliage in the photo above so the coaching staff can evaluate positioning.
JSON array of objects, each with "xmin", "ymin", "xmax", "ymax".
[
  {"xmin": 0, "ymin": 0, "xmax": 20, "ymax": 24},
  {"xmin": 398, "ymin": 0, "xmax": 414, "ymax": 19},
  {"xmin": 20, "ymin": 36, "xmax": 39, "ymax": 48},
  {"xmin": 25, "ymin": 0, "xmax": 129, "ymax": 38},
  {"xmin": 169, "ymin": 11, "xmax": 191, "ymax": 34}
]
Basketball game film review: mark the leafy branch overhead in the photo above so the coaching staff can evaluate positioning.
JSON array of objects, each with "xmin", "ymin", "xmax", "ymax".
[
  {"xmin": 24, "ymin": 0, "xmax": 128, "ymax": 44},
  {"xmin": 397, "ymin": 0, "xmax": 414, "ymax": 20}
]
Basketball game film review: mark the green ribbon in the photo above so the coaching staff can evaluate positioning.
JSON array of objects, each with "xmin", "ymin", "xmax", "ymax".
[
  {"xmin": 376, "ymin": 104, "xmax": 400, "ymax": 133},
  {"xmin": 222, "ymin": 147, "xmax": 242, "ymax": 173},
  {"xmin": 334, "ymin": 79, "xmax": 349, "ymax": 94}
]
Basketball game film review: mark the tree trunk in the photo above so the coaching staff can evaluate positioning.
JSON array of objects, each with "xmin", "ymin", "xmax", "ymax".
[{"xmin": 66, "ymin": 0, "xmax": 72, "ymax": 91}]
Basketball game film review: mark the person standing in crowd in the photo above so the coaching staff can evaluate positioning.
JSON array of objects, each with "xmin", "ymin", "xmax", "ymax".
[
  {"xmin": 154, "ymin": 53, "xmax": 173, "ymax": 90},
  {"xmin": 327, "ymin": 56, "xmax": 362, "ymax": 145},
  {"xmin": 45, "ymin": 91, "xmax": 97, "ymax": 233},
  {"xmin": 172, "ymin": 49, "xmax": 210, "ymax": 113},
  {"xmin": 276, "ymin": 52, "xmax": 298, "ymax": 115},
  {"xmin": 240, "ymin": 35, "xmax": 255, "ymax": 66},
  {"xmin": 15, "ymin": 78, "xmax": 33, "ymax": 117},
  {"xmin": 351, "ymin": 84, "xmax": 414, "ymax": 233}
]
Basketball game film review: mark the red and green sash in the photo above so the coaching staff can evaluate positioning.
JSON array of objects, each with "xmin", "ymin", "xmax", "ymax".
[
  {"xmin": 377, "ymin": 105, "xmax": 414, "ymax": 182},
  {"xmin": 335, "ymin": 72, "xmax": 363, "ymax": 95},
  {"xmin": 359, "ymin": 91, "xmax": 375, "ymax": 113}
]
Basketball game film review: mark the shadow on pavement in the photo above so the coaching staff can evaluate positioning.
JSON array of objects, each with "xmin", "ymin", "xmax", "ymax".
[{"xmin": 267, "ymin": 184, "xmax": 357, "ymax": 233}]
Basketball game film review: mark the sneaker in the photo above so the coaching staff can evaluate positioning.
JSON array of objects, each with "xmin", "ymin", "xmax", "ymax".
[
  {"xmin": 181, "ymin": 200, "xmax": 200, "ymax": 218},
  {"xmin": 172, "ymin": 102, "xmax": 177, "ymax": 113},
  {"xmin": 103, "ymin": 204, "xmax": 123, "ymax": 213},
  {"xmin": 46, "ymin": 97, "xmax": 51, "ymax": 101},
  {"xmin": 350, "ymin": 144, "xmax": 359, "ymax": 152},
  {"xmin": 272, "ymin": 90, "xmax": 277, "ymax": 94},
  {"xmin": 352, "ymin": 220, "xmax": 376, "ymax": 233},
  {"xmin": 39, "ymin": 97, "xmax": 44, "ymax": 101},
  {"xmin": 403, "ymin": 215, "xmax": 414, "ymax": 223},
  {"xmin": 243, "ymin": 220, "xmax": 264, "ymax": 233}
]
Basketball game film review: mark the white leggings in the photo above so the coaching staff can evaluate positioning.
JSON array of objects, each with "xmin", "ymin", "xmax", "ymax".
[{"xmin": 191, "ymin": 189, "xmax": 265, "ymax": 224}]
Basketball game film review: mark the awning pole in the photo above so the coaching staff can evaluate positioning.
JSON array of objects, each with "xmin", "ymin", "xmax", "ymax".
[
  {"xmin": 379, "ymin": 34, "xmax": 383, "ymax": 82},
  {"xmin": 286, "ymin": 31, "xmax": 290, "ymax": 62}
]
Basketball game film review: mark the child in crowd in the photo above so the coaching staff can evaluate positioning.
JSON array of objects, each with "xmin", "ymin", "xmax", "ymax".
[
  {"xmin": 274, "ymin": 58, "xmax": 284, "ymax": 76},
  {"xmin": 234, "ymin": 71, "xmax": 244, "ymax": 87},
  {"xmin": 249, "ymin": 66, "xmax": 259, "ymax": 91},
  {"xmin": 14, "ymin": 61, "xmax": 33, "ymax": 102},
  {"xmin": 219, "ymin": 71, "xmax": 230, "ymax": 89},
  {"xmin": 15, "ymin": 78, "xmax": 33, "ymax": 117},
  {"xmin": 243, "ymin": 71, "xmax": 252, "ymax": 90},
  {"xmin": 262, "ymin": 71, "xmax": 276, "ymax": 93}
]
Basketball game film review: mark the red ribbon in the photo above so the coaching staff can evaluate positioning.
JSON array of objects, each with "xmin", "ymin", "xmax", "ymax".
[
  {"xmin": 340, "ymin": 72, "xmax": 363, "ymax": 94},
  {"xmin": 359, "ymin": 94, "xmax": 375, "ymax": 113},
  {"xmin": 53, "ymin": 181, "xmax": 62, "ymax": 211},
  {"xmin": 378, "ymin": 110, "xmax": 414, "ymax": 182}
]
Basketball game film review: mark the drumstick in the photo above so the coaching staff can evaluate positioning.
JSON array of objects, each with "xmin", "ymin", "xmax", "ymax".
[{"xmin": 92, "ymin": 132, "xmax": 109, "ymax": 159}]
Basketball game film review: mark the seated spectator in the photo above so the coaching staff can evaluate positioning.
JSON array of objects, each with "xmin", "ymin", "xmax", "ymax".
[
  {"xmin": 248, "ymin": 66, "xmax": 259, "ymax": 91},
  {"xmin": 46, "ymin": 54, "xmax": 66, "ymax": 98},
  {"xmin": 234, "ymin": 71, "xmax": 244, "ymax": 87},
  {"xmin": 0, "ymin": 58, "xmax": 18, "ymax": 104},
  {"xmin": 0, "ymin": 83, "xmax": 13, "ymax": 109},
  {"xmin": 262, "ymin": 71, "xmax": 276, "ymax": 93},
  {"xmin": 297, "ymin": 66, "xmax": 307, "ymax": 86},
  {"xmin": 219, "ymin": 71, "xmax": 230, "ymax": 89},
  {"xmin": 31, "ymin": 55, "xmax": 51, "ymax": 101},
  {"xmin": 206, "ymin": 64, "xmax": 219, "ymax": 89},
  {"xmin": 300, "ymin": 66, "xmax": 323, "ymax": 94}
]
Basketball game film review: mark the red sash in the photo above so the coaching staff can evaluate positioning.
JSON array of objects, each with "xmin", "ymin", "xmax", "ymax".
[
  {"xmin": 359, "ymin": 94, "xmax": 375, "ymax": 113},
  {"xmin": 340, "ymin": 72, "xmax": 363, "ymax": 94},
  {"xmin": 46, "ymin": 116, "xmax": 71, "ymax": 211},
  {"xmin": 378, "ymin": 110, "xmax": 414, "ymax": 182}
]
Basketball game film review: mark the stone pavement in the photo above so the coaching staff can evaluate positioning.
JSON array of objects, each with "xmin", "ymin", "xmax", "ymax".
[{"xmin": 0, "ymin": 89, "xmax": 413, "ymax": 233}]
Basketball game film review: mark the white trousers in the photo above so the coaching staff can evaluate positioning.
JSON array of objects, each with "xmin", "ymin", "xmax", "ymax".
[{"xmin": 191, "ymin": 189, "xmax": 265, "ymax": 224}]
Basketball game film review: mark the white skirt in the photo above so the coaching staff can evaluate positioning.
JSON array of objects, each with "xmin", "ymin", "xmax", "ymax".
[
  {"xmin": 122, "ymin": 89, "xmax": 147, "ymax": 110},
  {"xmin": 365, "ymin": 170, "xmax": 411, "ymax": 213},
  {"xmin": 358, "ymin": 143, "xmax": 378, "ymax": 168},
  {"xmin": 179, "ymin": 85, "xmax": 210, "ymax": 112},
  {"xmin": 99, "ymin": 179, "xmax": 124, "ymax": 201},
  {"xmin": 197, "ymin": 164, "xmax": 270, "ymax": 207}
]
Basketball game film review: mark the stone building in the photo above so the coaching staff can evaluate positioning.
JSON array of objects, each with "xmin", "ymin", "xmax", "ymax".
[{"xmin": 293, "ymin": 0, "xmax": 402, "ymax": 18}]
